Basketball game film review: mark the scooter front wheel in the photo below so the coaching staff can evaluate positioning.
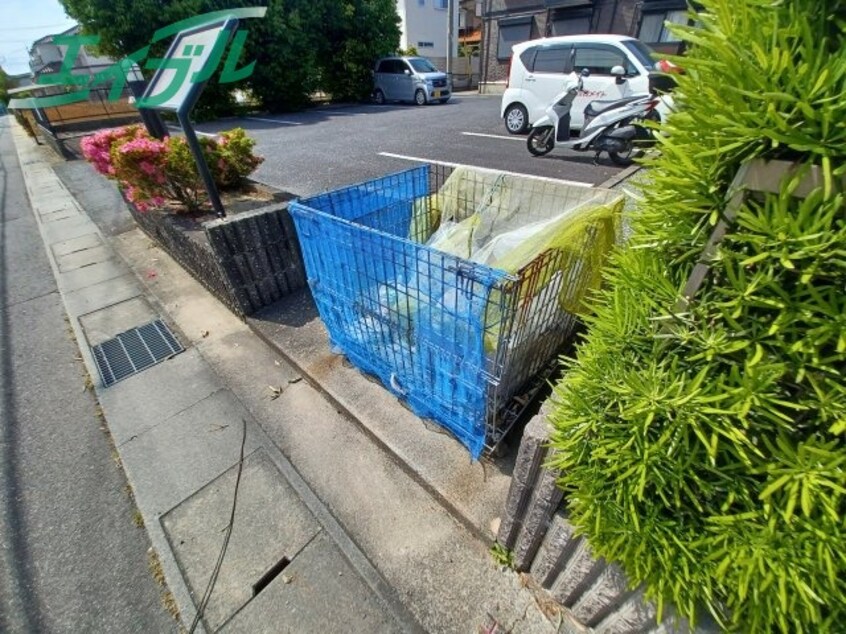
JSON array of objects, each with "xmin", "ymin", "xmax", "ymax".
[{"xmin": 527, "ymin": 127, "xmax": 554, "ymax": 156}]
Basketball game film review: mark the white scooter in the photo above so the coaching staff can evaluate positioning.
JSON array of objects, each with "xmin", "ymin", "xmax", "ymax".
[{"xmin": 526, "ymin": 69, "xmax": 658, "ymax": 166}]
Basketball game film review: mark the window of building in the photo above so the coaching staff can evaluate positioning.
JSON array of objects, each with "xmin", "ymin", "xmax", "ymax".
[
  {"xmin": 434, "ymin": 0, "xmax": 448, "ymax": 8},
  {"xmin": 548, "ymin": 4, "xmax": 593, "ymax": 36},
  {"xmin": 551, "ymin": 16, "xmax": 590, "ymax": 35},
  {"xmin": 639, "ymin": 9, "xmax": 688, "ymax": 43},
  {"xmin": 572, "ymin": 44, "xmax": 634, "ymax": 75},
  {"xmin": 497, "ymin": 16, "xmax": 533, "ymax": 60},
  {"xmin": 417, "ymin": 41, "xmax": 434, "ymax": 48}
]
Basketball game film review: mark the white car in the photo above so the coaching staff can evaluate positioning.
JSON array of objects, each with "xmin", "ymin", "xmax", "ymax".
[{"xmin": 500, "ymin": 34, "xmax": 673, "ymax": 134}]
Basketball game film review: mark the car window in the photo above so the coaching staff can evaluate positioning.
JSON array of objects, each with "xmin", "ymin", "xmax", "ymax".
[
  {"xmin": 376, "ymin": 60, "xmax": 391, "ymax": 74},
  {"xmin": 409, "ymin": 58, "xmax": 438, "ymax": 73},
  {"xmin": 519, "ymin": 47, "xmax": 537, "ymax": 72},
  {"xmin": 531, "ymin": 45, "xmax": 570, "ymax": 74},
  {"xmin": 621, "ymin": 40, "xmax": 657, "ymax": 71},
  {"xmin": 573, "ymin": 44, "xmax": 636, "ymax": 75}
]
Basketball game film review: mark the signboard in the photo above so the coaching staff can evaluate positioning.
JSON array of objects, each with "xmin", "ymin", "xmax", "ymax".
[
  {"xmin": 141, "ymin": 17, "xmax": 239, "ymax": 112},
  {"xmin": 140, "ymin": 16, "xmax": 241, "ymax": 217}
]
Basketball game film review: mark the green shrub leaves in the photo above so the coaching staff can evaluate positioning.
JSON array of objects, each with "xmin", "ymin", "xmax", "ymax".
[{"xmin": 547, "ymin": 1, "xmax": 846, "ymax": 631}]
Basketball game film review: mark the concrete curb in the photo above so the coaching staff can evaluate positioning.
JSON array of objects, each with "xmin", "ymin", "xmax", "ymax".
[{"xmin": 598, "ymin": 164, "xmax": 642, "ymax": 190}]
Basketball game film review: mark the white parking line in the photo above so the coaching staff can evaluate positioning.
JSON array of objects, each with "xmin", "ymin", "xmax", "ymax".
[
  {"xmin": 245, "ymin": 117, "xmax": 303, "ymax": 126},
  {"xmin": 462, "ymin": 131, "xmax": 524, "ymax": 142},
  {"xmin": 378, "ymin": 152, "xmax": 593, "ymax": 188},
  {"xmin": 309, "ymin": 108, "xmax": 375, "ymax": 116}
]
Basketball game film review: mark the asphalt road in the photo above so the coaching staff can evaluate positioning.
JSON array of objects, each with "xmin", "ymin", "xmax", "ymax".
[
  {"xmin": 194, "ymin": 93, "xmax": 625, "ymax": 197},
  {"xmin": 0, "ymin": 117, "xmax": 177, "ymax": 633}
]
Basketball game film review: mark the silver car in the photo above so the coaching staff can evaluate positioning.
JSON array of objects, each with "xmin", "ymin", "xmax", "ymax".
[{"xmin": 373, "ymin": 56, "xmax": 451, "ymax": 106}]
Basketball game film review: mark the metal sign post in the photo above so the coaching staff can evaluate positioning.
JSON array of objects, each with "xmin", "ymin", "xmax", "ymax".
[{"xmin": 140, "ymin": 16, "xmax": 241, "ymax": 218}]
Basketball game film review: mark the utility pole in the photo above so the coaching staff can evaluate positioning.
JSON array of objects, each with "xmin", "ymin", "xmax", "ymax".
[{"xmin": 446, "ymin": 0, "xmax": 454, "ymax": 78}]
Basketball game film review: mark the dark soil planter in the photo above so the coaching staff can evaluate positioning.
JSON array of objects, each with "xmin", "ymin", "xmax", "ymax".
[{"xmin": 125, "ymin": 183, "xmax": 307, "ymax": 317}]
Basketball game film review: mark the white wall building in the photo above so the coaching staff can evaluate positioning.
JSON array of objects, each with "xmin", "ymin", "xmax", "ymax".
[
  {"xmin": 29, "ymin": 25, "xmax": 115, "ymax": 79},
  {"xmin": 397, "ymin": 0, "xmax": 460, "ymax": 61}
]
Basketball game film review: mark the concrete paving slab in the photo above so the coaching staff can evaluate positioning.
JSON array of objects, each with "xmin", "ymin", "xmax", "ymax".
[
  {"xmin": 79, "ymin": 296, "xmax": 158, "ymax": 346},
  {"xmin": 98, "ymin": 348, "xmax": 222, "ymax": 446},
  {"xmin": 39, "ymin": 206, "xmax": 81, "ymax": 223},
  {"xmin": 51, "ymin": 232, "xmax": 104, "ymax": 258},
  {"xmin": 62, "ymin": 274, "xmax": 142, "ymax": 318},
  {"xmin": 27, "ymin": 182, "xmax": 66, "ymax": 199},
  {"xmin": 162, "ymin": 450, "xmax": 321, "ymax": 632},
  {"xmin": 118, "ymin": 389, "xmax": 262, "ymax": 516},
  {"xmin": 197, "ymin": 328, "xmax": 302, "ymax": 402},
  {"xmin": 112, "ymin": 230, "xmax": 244, "ymax": 344},
  {"xmin": 55, "ymin": 243, "xmax": 112, "ymax": 272},
  {"xmin": 58, "ymin": 257, "xmax": 129, "ymax": 293},
  {"xmin": 53, "ymin": 160, "xmax": 136, "ymax": 237},
  {"xmin": 39, "ymin": 214, "xmax": 97, "ymax": 244},
  {"xmin": 33, "ymin": 199, "xmax": 79, "ymax": 216},
  {"xmin": 250, "ymin": 291, "xmax": 515, "ymax": 543},
  {"xmin": 219, "ymin": 532, "xmax": 399, "ymax": 634}
]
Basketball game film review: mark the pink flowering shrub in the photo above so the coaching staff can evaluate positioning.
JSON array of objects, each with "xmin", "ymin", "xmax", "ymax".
[
  {"xmin": 80, "ymin": 126, "xmax": 264, "ymax": 213},
  {"xmin": 80, "ymin": 126, "xmax": 142, "ymax": 176}
]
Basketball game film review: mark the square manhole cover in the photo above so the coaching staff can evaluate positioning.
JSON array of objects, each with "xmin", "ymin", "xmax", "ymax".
[
  {"xmin": 91, "ymin": 319, "xmax": 183, "ymax": 386},
  {"xmin": 162, "ymin": 451, "xmax": 321, "ymax": 631}
]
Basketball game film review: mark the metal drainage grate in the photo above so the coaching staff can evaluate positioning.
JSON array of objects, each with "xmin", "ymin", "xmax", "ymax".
[{"xmin": 92, "ymin": 319, "xmax": 184, "ymax": 387}]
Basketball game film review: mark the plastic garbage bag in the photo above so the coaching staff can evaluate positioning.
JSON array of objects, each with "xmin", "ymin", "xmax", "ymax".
[{"xmin": 425, "ymin": 167, "xmax": 622, "ymax": 316}]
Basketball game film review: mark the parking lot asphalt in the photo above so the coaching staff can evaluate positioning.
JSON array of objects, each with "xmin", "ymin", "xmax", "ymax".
[{"xmin": 194, "ymin": 94, "xmax": 625, "ymax": 197}]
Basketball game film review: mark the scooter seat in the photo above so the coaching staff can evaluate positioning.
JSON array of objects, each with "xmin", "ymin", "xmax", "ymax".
[{"xmin": 584, "ymin": 96, "xmax": 644, "ymax": 118}]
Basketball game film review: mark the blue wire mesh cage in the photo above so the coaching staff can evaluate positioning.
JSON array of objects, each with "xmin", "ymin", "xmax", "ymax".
[{"xmin": 289, "ymin": 164, "xmax": 622, "ymax": 458}]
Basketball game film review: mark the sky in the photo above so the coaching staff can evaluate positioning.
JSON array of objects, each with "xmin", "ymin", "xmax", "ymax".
[{"xmin": 0, "ymin": 0, "xmax": 77, "ymax": 75}]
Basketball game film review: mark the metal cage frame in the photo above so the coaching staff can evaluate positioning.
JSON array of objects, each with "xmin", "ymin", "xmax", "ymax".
[{"xmin": 290, "ymin": 163, "xmax": 620, "ymax": 457}]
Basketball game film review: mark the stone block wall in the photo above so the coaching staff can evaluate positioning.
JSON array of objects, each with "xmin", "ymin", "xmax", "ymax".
[
  {"xmin": 128, "ymin": 199, "xmax": 307, "ymax": 317},
  {"xmin": 205, "ymin": 204, "xmax": 307, "ymax": 315}
]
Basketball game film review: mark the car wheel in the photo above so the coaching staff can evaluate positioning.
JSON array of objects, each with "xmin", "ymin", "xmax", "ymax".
[
  {"xmin": 504, "ymin": 104, "xmax": 529, "ymax": 134},
  {"xmin": 374, "ymin": 89, "xmax": 386, "ymax": 105},
  {"xmin": 414, "ymin": 89, "xmax": 427, "ymax": 106}
]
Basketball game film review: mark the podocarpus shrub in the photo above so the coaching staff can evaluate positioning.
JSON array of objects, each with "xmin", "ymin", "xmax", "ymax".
[
  {"xmin": 81, "ymin": 126, "xmax": 263, "ymax": 212},
  {"xmin": 547, "ymin": 1, "xmax": 846, "ymax": 632}
]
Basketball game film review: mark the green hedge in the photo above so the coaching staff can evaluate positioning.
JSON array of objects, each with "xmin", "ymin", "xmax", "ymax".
[{"xmin": 547, "ymin": 1, "xmax": 846, "ymax": 632}]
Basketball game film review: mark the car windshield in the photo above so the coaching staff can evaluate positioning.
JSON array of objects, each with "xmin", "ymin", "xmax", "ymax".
[
  {"xmin": 408, "ymin": 58, "xmax": 438, "ymax": 73},
  {"xmin": 621, "ymin": 40, "xmax": 657, "ymax": 70}
]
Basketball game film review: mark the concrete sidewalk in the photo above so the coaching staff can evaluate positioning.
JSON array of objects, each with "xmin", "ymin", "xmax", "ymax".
[{"xmin": 11, "ymin": 117, "xmax": 568, "ymax": 633}]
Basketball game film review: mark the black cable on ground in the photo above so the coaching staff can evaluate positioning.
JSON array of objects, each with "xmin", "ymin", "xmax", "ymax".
[{"xmin": 188, "ymin": 418, "xmax": 248, "ymax": 634}]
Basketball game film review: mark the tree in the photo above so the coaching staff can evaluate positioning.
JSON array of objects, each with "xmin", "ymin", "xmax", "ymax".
[
  {"xmin": 59, "ymin": 0, "xmax": 401, "ymax": 112},
  {"xmin": 240, "ymin": 0, "xmax": 323, "ymax": 111},
  {"xmin": 316, "ymin": 0, "xmax": 401, "ymax": 102}
]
